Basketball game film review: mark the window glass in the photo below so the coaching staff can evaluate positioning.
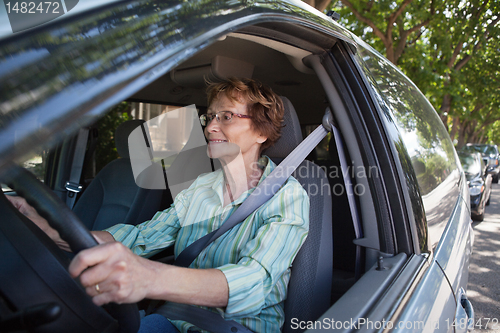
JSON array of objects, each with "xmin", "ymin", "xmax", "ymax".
[
  {"xmin": 2, "ymin": 150, "xmax": 48, "ymax": 192},
  {"xmin": 91, "ymin": 102, "xmax": 186, "ymax": 176},
  {"xmin": 353, "ymin": 43, "xmax": 460, "ymax": 250},
  {"xmin": 94, "ymin": 102, "xmax": 131, "ymax": 174},
  {"xmin": 24, "ymin": 151, "xmax": 48, "ymax": 180},
  {"xmin": 130, "ymin": 102, "xmax": 189, "ymax": 163}
]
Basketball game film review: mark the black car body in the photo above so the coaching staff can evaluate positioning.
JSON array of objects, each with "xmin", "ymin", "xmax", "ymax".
[
  {"xmin": 0, "ymin": 1, "xmax": 474, "ymax": 332},
  {"xmin": 458, "ymin": 151, "xmax": 493, "ymax": 221}
]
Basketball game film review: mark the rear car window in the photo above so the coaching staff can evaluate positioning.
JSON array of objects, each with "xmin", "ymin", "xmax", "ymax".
[
  {"xmin": 2, "ymin": 149, "xmax": 48, "ymax": 192},
  {"xmin": 91, "ymin": 102, "xmax": 185, "ymax": 176}
]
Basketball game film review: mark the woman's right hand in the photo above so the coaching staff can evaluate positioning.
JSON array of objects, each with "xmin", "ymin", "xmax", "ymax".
[
  {"xmin": 5, "ymin": 194, "xmax": 69, "ymax": 250},
  {"xmin": 5, "ymin": 194, "xmax": 115, "ymax": 251}
]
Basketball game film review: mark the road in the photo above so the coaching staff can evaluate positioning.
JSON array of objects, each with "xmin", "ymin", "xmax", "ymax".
[{"xmin": 468, "ymin": 183, "xmax": 500, "ymax": 333}]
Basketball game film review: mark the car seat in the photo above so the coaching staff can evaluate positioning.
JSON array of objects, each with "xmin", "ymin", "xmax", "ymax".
[
  {"xmin": 264, "ymin": 97, "xmax": 333, "ymax": 333},
  {"xmin": 73, "ymin": 120, "xmax": 166, "ymax": 231}
]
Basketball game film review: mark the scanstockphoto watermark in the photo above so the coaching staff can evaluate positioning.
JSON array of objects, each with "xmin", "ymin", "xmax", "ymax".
[
  {"xmin": 290, "ymin": 318, "xmax": 441, "ymax": 330},
  {"xmin": 250, "ymin": 162, "xmax": 380, "ymax": 197}
]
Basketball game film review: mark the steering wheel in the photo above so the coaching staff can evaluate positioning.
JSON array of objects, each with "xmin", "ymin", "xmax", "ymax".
[{"xmin": 0, "ymin": 164, "xmax": 140, "ymax": 333}]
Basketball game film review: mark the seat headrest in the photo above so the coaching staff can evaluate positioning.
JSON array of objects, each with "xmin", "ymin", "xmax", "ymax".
[
  {"xmin": 115, "ymin": 119, "xmax": 146, "ymax": 158},
  {"xmin": 263, "ymin": 96, "xmax": 303, "ymax": 159}
]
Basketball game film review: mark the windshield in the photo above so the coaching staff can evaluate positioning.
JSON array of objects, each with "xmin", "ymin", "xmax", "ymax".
[
  {"xmin": 464, "ymin": 145, "xmax": 497, "ymax": 155},
  {"xmin": 459, "ymin": 154, "xmax": 481, "ymax": 180}
]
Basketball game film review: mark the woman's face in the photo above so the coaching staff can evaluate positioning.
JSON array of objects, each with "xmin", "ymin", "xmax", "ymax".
[{"xmin": 205, "ymin": 94, "xmax": 267, "ymax": 163}]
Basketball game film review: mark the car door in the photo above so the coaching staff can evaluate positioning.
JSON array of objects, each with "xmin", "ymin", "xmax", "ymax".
[
  {"xmin": 349, "ymin": 39, "xmax": 474, "ymax": 332},
  {"xmin": 303, "ymin": 40, "xmax": 451, "ymax": 332}
]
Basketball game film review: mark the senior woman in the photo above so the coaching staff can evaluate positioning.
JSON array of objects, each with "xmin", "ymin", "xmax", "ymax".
[{"xmin": 7, "ymin": 78, "xmax": 310, "ymax": 333}]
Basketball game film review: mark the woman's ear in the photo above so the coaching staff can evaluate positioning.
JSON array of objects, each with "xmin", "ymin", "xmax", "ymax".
[{"xmin": 257, "ymin": 135, "xmax": 267, "ymax": 144}]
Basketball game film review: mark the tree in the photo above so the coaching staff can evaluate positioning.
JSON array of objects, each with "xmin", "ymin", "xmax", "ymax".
[
  {"xmin": 325, "ymin": 0, "xmax": 434, "ymax": 64},
  {"xmin": 452, "ymin": 34, "xmax": 500, "ymax": 147},
  {"xmin": 320, "ymin": 0, "xmax": 500, "ymax": 145},
  {"xmin": 424, "ymin": 0, "xmax": 500, "ymax": 127}
]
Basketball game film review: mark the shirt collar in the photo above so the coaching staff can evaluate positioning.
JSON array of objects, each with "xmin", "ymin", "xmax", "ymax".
[{"xmin": 211, "ymin": 155, "xmax": 276, "ymax": 206}]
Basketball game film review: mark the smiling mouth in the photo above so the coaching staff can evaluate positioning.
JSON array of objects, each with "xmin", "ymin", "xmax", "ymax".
[{"xmin": 209, "ymin": 140, "xmax": 228, "ymax": 143}]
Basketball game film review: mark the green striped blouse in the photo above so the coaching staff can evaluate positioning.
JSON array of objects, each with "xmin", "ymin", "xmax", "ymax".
[{"xmin": 106, "ymin": 156, "xmax": 310, "ymax": 333}]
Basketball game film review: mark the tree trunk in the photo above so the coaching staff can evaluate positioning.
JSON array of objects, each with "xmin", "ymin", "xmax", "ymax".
[
  {"xmin": 303, "ymin": 0, "xmax": 331, "ymax": 12},
  {"xmin": 467, "ymin": 119, "xmax": 479, "ymax": 144},
  {"xmin": 478, "ymin": 133, "xmax": 486, "ymax": 144},
  {"xmin": 315, "ymin": 0, "xmax": 332, "ymax": 12},
  {"xmin": 449, "ymin": 116, "xmax": 460, "ymax": 143},
  {"xmin": 456, "ymin": 121, "xmax": 468, "ymax": 149},
  {"xmin": 439, "ymin": 93, "xmax": 452, "ymax": 126}
]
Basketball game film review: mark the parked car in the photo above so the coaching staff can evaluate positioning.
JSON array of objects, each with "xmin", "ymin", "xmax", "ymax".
[
  {"xmin": 0, "ymin": 1, "xmax": 474, "ymax": 332},
  {"xmin": 458, "ymin": 151, "xmax": 493, "ymax": 221},
  {"xmin": 462, "ymin": 144, "xmax": 500, "ymax": 183}
]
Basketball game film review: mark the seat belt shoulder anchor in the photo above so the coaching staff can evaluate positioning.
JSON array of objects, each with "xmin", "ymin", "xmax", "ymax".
[{"xmin": 322, "ymin": 107, "xmax": 336, "ymax": 132}]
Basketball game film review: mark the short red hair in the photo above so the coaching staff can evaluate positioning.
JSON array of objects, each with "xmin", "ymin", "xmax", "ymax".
[{"xmin": 207, "ymin": 77, "xmax": 284, "ymax": 151}]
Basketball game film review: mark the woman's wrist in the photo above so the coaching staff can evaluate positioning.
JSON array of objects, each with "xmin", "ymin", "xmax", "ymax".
[{"xmin": 92, "ymin": 231, "xmax": 115, "ymax": 244}]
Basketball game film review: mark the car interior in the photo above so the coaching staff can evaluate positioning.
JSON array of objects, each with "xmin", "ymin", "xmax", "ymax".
[{"xmin": 1, "ymin": 21, "xmax": 399, "ymax": 333}]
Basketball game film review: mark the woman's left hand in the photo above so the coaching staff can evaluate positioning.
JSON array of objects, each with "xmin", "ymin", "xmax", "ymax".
[
  {"xmin": 70, "ymin": 241, "xmax": 229, "ymax": 308},
  {"xmin": 69, "ymin": 242, "xmax": 159, "ymax": 306}
]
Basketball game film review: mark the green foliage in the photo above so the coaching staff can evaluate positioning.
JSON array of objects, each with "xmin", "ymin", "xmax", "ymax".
[
  {"xmin": 415, "ymin": 153, "xmax": 450, "ymax": 194},
  {"xmin": 487, "ymin": 121, "xmax": 500, "ymax": 145},
  {"xmin": 323, "ymin": 0, "xmax": 500, "ymax": 146},
  {"xmin": 95, "ymin": 102, "xmax": 131, "ymax": 173}
]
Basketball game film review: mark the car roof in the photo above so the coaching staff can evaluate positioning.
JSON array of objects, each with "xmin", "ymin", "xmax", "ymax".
[
  {"xmin": 458, "ymin": 151, "xmax": 481, "ymax": 159},
  {"xmin": 466, "ymin": 143, "xmax": 497, "ymax": 147}
]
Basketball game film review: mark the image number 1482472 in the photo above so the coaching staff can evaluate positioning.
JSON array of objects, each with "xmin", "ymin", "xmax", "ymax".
[
  {"xmin": 3, "ymin": 0, "xmax": 79, "ymax": 33},
  {"xmin": 5, "ymin": 1, "xmax": 60, "ymax": 13}
]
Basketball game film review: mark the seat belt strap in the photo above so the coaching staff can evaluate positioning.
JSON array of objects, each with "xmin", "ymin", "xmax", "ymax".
[
  {"xmin": 156, "ymin": 302, "xmax": 254, "ymax": 333},
  {"xmin": 174, "ymin": 122, "xmax": 329, "ymax": 267},
  {"xmin": 65, "ymin": 128, "xmax": 89, "ymax": 209}
]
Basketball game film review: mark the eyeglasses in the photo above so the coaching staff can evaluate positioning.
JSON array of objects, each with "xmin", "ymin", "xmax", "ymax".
[{"xmin": 199, "ymin": 111, "xmax": 252, "ymax": 126}]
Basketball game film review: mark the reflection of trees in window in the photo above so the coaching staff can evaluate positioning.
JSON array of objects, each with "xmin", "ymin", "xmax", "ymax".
[
  {"xmin": 413, "ymin": 153, "xmax": 449, "ymax": 195},
  {"xmin": 357, "ymin": 46, "xmax": 458, "ymax": 195},
  {"xmin": 0, "ymin": 0, "xmax": 248, "ymax": 117}
]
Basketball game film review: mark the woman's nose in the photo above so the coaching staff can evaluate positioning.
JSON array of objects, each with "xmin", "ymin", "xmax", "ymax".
[{"xmin": 205, "ymin": 116, "xmax": 219, "ymax": 132}]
